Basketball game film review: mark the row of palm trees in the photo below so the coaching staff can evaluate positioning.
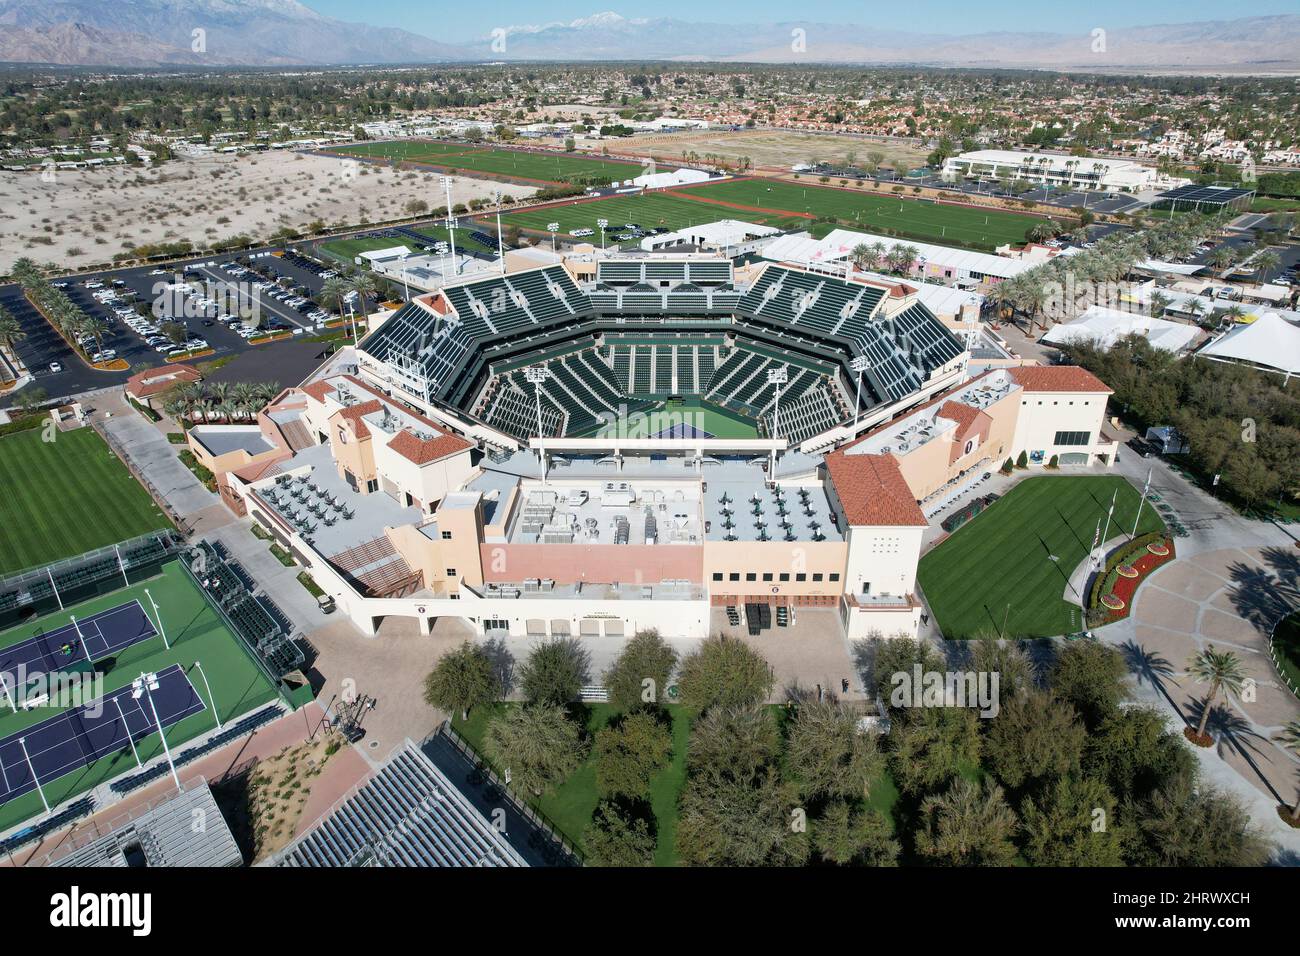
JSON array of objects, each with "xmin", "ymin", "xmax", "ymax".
[
  {"xmin": 988, "ymin": 208, "xmax": 1239, "ymax": 332},
  {"xmin": 319, "ymin": 270, "xmax": 379, "ymax": 338},
  {"xmin": 11, "ymin": 256, "xmax": 108, "ymax": 359},
  {"xmin": 847, "ymin": 239, "xmax": 922, "ymax": 277},
  {"xmin": 162, "ymin": 380, "xmax": 279, "ymax": 424}
]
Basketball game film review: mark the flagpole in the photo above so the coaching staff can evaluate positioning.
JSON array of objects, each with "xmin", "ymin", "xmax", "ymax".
[
  {"xmin": 1099, "ymin": 488, "xmax": 1117, "ymax": 551},
  {"xmin": 1132, "ymin": 468, "xmax": 1152, "ymax": 538}
]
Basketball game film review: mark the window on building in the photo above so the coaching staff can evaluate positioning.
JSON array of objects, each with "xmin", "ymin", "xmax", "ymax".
[
  {"xmin": 712, "ymin": 572, "xmax": 723, "ymax": 581},
  {"xmin": 796, "ymin": 573, "xmax": 807, "ymax": 582},
  {"xmin": 745, "ymin": 572, "xmax": 757, "ymax": 582},
  {"xmin": 446, "ymin": 568, "xmax": 456, "ymax": 577},
  {"xmin": 779, "ymin": 573, "xmax": 790, "ymax": 582},
  {"xmin": 441, "ymin": 531, "xmax": 452, "ymax": 540},
  {"xmin": 729, "ymin": 573, "xmax": 740, "ymax": 582},
  {"xmin": 829, "ymin": 573, "xmax": 840, "ymax": 582},
  {"xmin": 366, "ymin": 478, "xmax": 379, "ymax": 493},
  {"xmin": 812, "ymin": 573, "xmax": 823, "ymax": 582},
  {"xmin": 1054, "ymin": 431, "xmax": 1091, "ymax": 446}
]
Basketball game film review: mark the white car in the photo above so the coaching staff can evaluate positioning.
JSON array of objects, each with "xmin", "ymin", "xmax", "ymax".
[{"xmin": 48, "ymin": 361, "xmax": 62, "ymax": 373}]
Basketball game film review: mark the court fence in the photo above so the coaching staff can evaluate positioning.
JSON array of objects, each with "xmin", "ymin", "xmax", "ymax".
[
  {"xmin": 434, "ymin": 721, "xmax": 583, "ymax": 866},
  {"xmin": 0, "ymin": 531, "xmax": 184, "ymax": 631}
]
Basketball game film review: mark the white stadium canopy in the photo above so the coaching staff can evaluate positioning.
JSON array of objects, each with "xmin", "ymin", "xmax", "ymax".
[
  {"xmin": 1199, "ymin": 312, "xmax": 1300, "ymax": 378},
  {"xmin": 1042, "ymin": 306, "xmax": 1201, "ymax": 354}
]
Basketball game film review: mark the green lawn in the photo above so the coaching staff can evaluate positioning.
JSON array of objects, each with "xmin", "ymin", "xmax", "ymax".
[
  {"xmin": 1274, "ymin": 612, "xmax": 1300, "ymax": 693},
  {"xmin": 1249, "ymin": 196, "xmax": 1300, "ymax": 214},
  {"xmin": 320, "ymin": 227, "xmax": 498, "ymax": 265},
  {"xmin": 327, "ymin": 140, "xmax": 640, "ymax": 184},
  {"xmin": 0, "ymin": 561, "xmax": 280, "ymax": 832},
  {"xmin": 918, "ymin": 475, "xmax": 1166, "ymax": 640},
  {"xmin": 0, "ymin": 428, "xmax": 171, "ymax": 576},
  {"xmin": 677, "ymin": 178, "xmax": 1055, "ymax": 250},
  {"xmin": 502, "ymin": 191, "xmax": 802, "ymax": 241},
  {"xmin": 453, "ymin": 702, "xmax": 692, "ymax": 866}
]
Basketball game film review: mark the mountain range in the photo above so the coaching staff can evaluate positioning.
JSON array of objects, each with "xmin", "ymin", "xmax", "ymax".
[{"xmin": 0, "ymin": 2, "xmax": 1296, "ymax": 72}]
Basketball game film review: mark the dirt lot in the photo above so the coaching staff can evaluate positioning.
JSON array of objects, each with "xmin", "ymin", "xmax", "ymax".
[
  {"xmin": 0, "ymin": 149, "xmax": 536, "ymax": 274},
  {"xmin": 619, "ymin": 129, "xmax": 929, "ymax": 173}
]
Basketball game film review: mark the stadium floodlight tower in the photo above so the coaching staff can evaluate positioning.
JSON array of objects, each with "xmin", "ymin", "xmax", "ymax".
[
  {"xmin": 525, "ymin": 365, "xmax": 552, "ymax": 484},
  {"xmin": 548, "ymin": 222, "xmax": 560, "ymax": 254},
  {"xmin": 767, "ymin": 367, "xmax": 787, "ymax": 482},
  {"xmin": 439, "ymin": 175, "xmax": 458, "ymax": 274},
  {"xmin": 494, "ymin": 190, "xmax": 507, "ymax": 276},
  {"xmin": 597, "ymin": 218, "xmax": 609, "ymax": 251},
  {"xmin": 850, "ymin": 356, "xmax": 872, "ymax": 430},
  {"xmin": 133, "ymin": 671, "xmax": 181, "ymax": 790}
]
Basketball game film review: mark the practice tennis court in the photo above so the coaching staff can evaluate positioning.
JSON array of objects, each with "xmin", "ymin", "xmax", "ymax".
[
  {"xmin": 0, "ymin": 601, "xmax": 158, "ymax": 688},
  {"xmin": 0, "ymin": 663, "xmax": 203, "ymax": 807}
]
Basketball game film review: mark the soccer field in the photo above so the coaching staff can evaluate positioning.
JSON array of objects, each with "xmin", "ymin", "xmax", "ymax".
[
  {"xmin": 327, "ymin": 140, "xmax": 640, "ymax": 184},
  {"xmin": 0, "ymin": 428, "xmax": 171, "ymax": 576},
  {"xmin": 917, "ymin": 476, "xmax": 1166, "ymax": 640},
  {"xmin": 502, "ymin": 192, "xmax": 802, "ymax": 240},
  {"xmin": 678, "ymin": 179, "xmax": 1054, "ymax": 249},
  {"xmin": 0, "ymin": 561, "xmax": 279, "ymax": 831}
]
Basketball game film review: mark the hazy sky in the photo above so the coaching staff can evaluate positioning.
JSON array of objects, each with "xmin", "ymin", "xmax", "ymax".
[{"xmin": 305, "ymin": 0, "xmax": 1293, "ymax": 41}]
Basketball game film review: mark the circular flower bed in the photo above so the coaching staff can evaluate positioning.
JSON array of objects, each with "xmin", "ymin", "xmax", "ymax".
[
  {"xmin": 1101, "ymin": 594, "xmax": 1125, "ymax": 610},
  {"xmin": 1117, "ymin": 565, "xmax": 1139, "ymax": 578},
  {"xmin": 1183, "ymin": 727, "xmax": 1214, "ymax": 748},
  {"xmin": 1147, "ymin": 543, "xmax": 1170, "ymax": 557}
]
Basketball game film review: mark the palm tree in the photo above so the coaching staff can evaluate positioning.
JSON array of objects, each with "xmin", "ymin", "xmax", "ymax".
[
  {"xmin": 1254, "ymin": 249, "xmax": 1281, "ymax": 283},
  {"xmin": 849, "ymin": 243, "xmax": 872, "ymax": 273},
  {"xmin": 349, "ymin": 272, "xmax": 377, "ymax": 338},
  {"xmin": 1187, "ymin": 645, "xmax": 1247, "ymax": 741},
  {"xmin": 0, "ymin": 307, "xmax": 26, "ymax": 355},
  {"xmin": 207, "ymin": 382, "xmax": 231, "ymax": 422},
  {"xmin": 320, "ymin": 275, "xmax": 352, "ymax": 322},
  {"xmin": 230, "ymin": 381, "xmax": 259, "ymax": 422},
  {"xmin": 1149, "ymin": 291, "xmax": 1172, "ymax": 318},
  {"xmin": 1275, "ymin": 719, "xmax": 1300, "ymax": 822}
]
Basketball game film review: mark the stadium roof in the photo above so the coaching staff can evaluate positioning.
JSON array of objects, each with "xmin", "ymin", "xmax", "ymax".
[
  {"xmin": 1199, "ymin": 312, "xmax": 1300, "ymax": 376},
  {"xmin": 1041, "ymin": 306, "xmax": 1201, "ymax": 354},
  {"xmin": 274, "ymin": 739, "xmax": 528, "ymax": 867},
  {"xmin": 50, "ymin": 782, "xmax": 241, "ymax": 867},
  {"xmin": 762, "ymin": 229, "xmax": 1037, "ymax": 281}
]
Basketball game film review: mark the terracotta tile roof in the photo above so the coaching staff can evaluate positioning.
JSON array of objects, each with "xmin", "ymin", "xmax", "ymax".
[
  {"xmin": 334, "ymin": 400, "xmax": 383, "ymax": 438},
  {"xmin": 825, "ymin": 451, "xmax": 927, "ymax": 527},
  {"xmin": 125, "ymin": 364, "xmax": 201, "ymax": 398},
  {"xmin": 1007, "ymin": 365, "xmax": 1111, "ymax": 394},
  {"xmin": 301, "ymin": 380, "xmax": 335, "ymax": 402},
  {"xmin": 387, "ymin": 428, "xmax": 473, "ymax": 465},
  {"xmin": 937, "ymin": 400, "xmax": 982, "ymax": 436}
]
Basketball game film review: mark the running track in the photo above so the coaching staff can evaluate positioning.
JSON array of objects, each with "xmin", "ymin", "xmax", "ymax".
[{"xmin": 0, "ymin": 664, "xmax": 203, "ymax": 806}]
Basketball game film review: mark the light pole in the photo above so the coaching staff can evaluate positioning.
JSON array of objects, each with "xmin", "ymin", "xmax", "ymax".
[
  {"xmin": 69, "ymin": 614, "xmax": 93, "ymax": 667},
  {"xmin": 1132, "ymin": 468, "xmax": 1152, "ymax": 538},
  {"xmin": 850, "ymin": 356, "xmax": 871, "ymax": 430},
  {"xmin": 439, "ymin": 175, "xmax": 458, "ymax": 273},
  {"xmin": 495, "ymin": 190, "xmax": 506, "ymax": 276},
  {"xmin": 548, "ymin": 222, "xmax": 560, "ymax": 254},
  {"xmin": 767, "ymin": 367, "xmax": 787, "ymax": 481},
  {"xmin": 133, "ymin": 672, "xmax": 181, "ymax": 791},
  {"xmin": 114, "ymin": 696, "xmax": 142, "ymax": 768},
  {"xmin": 0, "ymin": 672, "xmax": 15, "ymax": 713},
  {"xmin": 525, "ymin": 366, "xmax": 552, "ymax": 484},
  {"xmin": 144, "ymin": 587, "xmax": 169, "ymax": 650},
  {"xmin": 193, "ymin": 660, "xmax": 221, "ymax": 731},
  {"xmin": 18, "ymin": 737, "xmax": 49, "ymax": 814},
  {"xmin": 400, "ymin": 253, "xmax": 411, "ymax": 302},
  {"xmin": 597, "ymin": 218, "xmax": 608, "ymax": 251}
]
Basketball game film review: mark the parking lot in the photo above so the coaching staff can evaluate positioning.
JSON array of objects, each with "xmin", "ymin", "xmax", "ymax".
[{"xmin": 0, "ymin": 243, "xmax": 358, "ymax": 406}]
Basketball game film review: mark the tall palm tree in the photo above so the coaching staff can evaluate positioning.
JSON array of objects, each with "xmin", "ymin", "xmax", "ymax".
[
  {"xmin": 230, "ymin": 381, "xmax": 260, "ymax": 422},
  {"xmin": 350, "ymin": 272, "xmax": 377, "ymax": 339},
  {"xmin": 1254, "ymin": 249, "xmax": 1281, "ymax": 283},
  {"xmin": 1187, "ymin": 645, "xmax": 1247, "ymax": 741},
  {"xmin": 1268, "ymin": 717, "xmax": 1300, "ymax": 822},
  {"xmin": 320, "ymin": 275, "xmax": 352, "ymax": 322},
  {"xmin": 1275, "ymin": 719, "xmax": 1300, "ymax": 822},
  {"xmin": 0, "ymin": 307, "xmax": 26, "ymax": 355}
]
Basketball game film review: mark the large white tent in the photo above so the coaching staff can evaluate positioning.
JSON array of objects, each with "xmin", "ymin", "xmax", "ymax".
[
  {"xmin": 1042, "ymin": 306, "xmax": 1201, "ymax": 354},
  {"xmin": 1198, "ymin": 312, "xmax": 1300, "ymax": 379}
]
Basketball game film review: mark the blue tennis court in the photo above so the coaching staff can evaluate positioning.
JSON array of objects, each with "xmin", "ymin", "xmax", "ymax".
[
  {"xmin": 0, "ymin": 601, "xmax": 158, "ymax": 687},
  {"xmin": 651, "ymin": 422, "xmax": 715, "ymax": 439},
  {"xmin": 0, "ymin": 664, "xmax": 203, "ymax": 807}
]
